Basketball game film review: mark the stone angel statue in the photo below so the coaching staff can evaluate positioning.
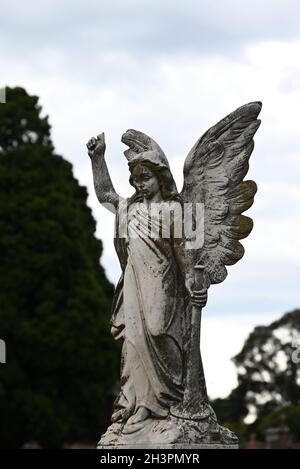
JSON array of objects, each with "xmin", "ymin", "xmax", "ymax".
[{"xmin": 87, "ymin": 102, "xmax": 262, "ymax": 448}]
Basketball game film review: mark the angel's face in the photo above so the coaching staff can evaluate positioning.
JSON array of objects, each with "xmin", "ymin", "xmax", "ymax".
[{"xmin": 131, "ymin": 165, "xmax": 161, "ymax": 201}]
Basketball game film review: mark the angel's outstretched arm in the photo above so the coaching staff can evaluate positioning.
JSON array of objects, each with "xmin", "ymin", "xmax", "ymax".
[{"xmin": 87, "ymin": 133, "xmax": 120, "ymax": 213}]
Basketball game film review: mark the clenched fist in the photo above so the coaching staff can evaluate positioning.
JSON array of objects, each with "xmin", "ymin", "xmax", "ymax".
[{"xmin": 86, "ymin": 132, "xmax": 106, "ymax": 159}]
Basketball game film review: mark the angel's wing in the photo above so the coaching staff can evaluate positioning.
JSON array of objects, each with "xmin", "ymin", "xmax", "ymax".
[{"xmin": 180, "ymin": 101, "xmax": 262, "ymax": 288}]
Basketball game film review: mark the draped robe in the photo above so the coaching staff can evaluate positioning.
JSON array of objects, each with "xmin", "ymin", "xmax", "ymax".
[{"xmin": 110, "ymin": 198, "xmax": 206, "ymax": 421}]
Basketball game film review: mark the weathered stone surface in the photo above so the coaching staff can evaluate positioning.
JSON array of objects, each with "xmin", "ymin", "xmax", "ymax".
[
  {"xmin": 87, "ymin": 102, "xmax": 261, "ymax": 449},
  {"xmin": 98, "ymin": 415, "xmax": 238, "ymax": 449}
]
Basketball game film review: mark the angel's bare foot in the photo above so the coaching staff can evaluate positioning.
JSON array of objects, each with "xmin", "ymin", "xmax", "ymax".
[
  {"xmin": 111, "ymin": 408, "xmax": 125, "ymax": 423},
  {"xmin": 122, "ymin": 407, "xmax": 151, "ymax": 434},
  {"xmin": 126, "ymin": 406, "xmax": 150, "ymax": 426}
]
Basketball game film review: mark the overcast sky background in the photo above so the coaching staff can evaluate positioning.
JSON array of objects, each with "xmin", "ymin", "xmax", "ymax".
[{"xmin": 1, "ymin": 0, "xmax": 300, "ymax": 398}]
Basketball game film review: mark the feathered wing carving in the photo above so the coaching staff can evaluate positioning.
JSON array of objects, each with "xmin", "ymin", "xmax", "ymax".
[{"xmin": 180, "ymin": 101, "xmax": 262, "ymax": 288}]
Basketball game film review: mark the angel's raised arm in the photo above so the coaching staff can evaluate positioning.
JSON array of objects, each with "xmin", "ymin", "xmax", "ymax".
[{"xmin": 87, "ymin": 133, "xmax": 121, "ymax": 214}]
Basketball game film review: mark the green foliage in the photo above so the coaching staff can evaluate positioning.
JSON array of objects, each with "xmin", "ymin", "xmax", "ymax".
[
  {"xmin": 0, "ymin": 87, "xmax": 52, "ymax": 152},
  {"xmin": 0, "ymin": 87, "xmax": 119, "ymax": 448},
  {"xmin": 211, "ymin": 392, "xmax": 248, "ymax": 425},
  {"xmin": 212, "ymin": 310, "xmax": 300, "ymax": 443},
  {"xmin": 230, "ymin": 309, "xmax": 300, "ymax": 421},
  {"xmin": 257, "ymin": 405, "xmax": 300, "ymax": 441},
  {"xmin": 213, "ymin": 309, "xmax": 300, "ymax": 429}
]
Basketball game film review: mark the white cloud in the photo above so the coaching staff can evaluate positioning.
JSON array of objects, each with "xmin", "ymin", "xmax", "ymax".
[{"xmin": 2, "ymin": 0, "xmax": 300, "ymax": 60}]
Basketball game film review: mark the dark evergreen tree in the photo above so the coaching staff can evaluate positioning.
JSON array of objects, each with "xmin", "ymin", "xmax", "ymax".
[{"xmin": 0, "ymin": 87, "xmax": 119, "ymax": 448}]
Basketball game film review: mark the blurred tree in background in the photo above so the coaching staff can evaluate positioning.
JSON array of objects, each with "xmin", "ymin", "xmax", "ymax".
[
  {"xmin": 257, "ymin": 404, "xmax": 300, "ymax": 441},
  {"xmin": 0, "ymin": 87, "xmax": 119, "ymax": 448},
  {"xmin": 232, "ymin": 309, "xmax": 300, "ymax": 418},
  {"xmin": 212, "ymin": 309, "xmax": 300, "ymax": 443}
]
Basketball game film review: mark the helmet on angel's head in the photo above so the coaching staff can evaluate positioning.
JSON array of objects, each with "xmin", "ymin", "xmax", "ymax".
[{"xmin": 123, "ymin": 134, "xmax": 179, "ymax": 202}]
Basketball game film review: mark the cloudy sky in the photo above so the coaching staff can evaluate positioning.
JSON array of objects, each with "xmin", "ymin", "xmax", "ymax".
[{"xmin": 1, "ymin": 0, "xmax": 300, "ymax": 398}]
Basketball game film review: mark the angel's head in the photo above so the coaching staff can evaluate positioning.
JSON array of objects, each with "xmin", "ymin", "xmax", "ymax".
[
  {"xmin": 129, "ymin": 164, "xmax": 160, "ymax": 201},
  {"xmin": 129, "ymin": 160, "xmax": 179, "ymax": 204}
]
